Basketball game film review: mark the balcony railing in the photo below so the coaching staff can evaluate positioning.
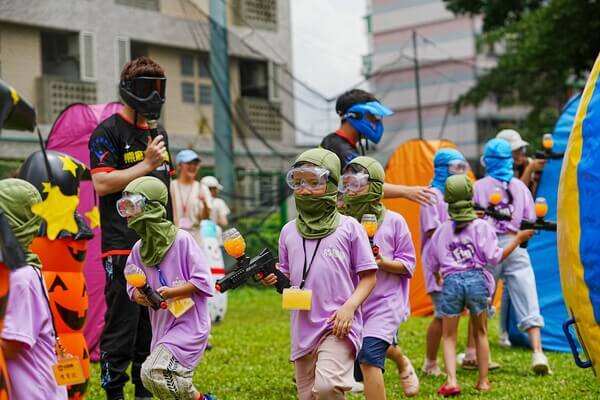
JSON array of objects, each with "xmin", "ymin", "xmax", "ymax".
[
  {"xmin": 37, "ymin": 76, "xmax": 97, "ymax": 124},
  {"xmin": 236, "ymin": 97, "xmax": 282, "ymax": 141}
]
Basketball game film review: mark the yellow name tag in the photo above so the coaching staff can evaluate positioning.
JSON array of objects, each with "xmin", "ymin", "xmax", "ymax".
[
  {"xmin": 53, "ymin": 356, "xmax": 85, "ymax": 386},
  {"xmin": 168, "ymin": 297, "xmax": 195, "ymax": 318},
  {"xmin": 282, "ymin": 288, "xmax": 312, "ymax": 310}
]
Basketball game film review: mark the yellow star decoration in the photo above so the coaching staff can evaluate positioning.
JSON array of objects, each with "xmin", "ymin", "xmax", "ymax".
[
  {"xmin": 31, "ymin": 185, "xmax": 79, "ymax": 240},
  {"xmin": 59, "ymin": 155, "xmax": 79, "ymax": 177},
  {"xmin": 85, "ymin": 206, "xmax": 101, "ymax": 229},
  {"xmin": 41, "ymin": 181, "xmax": 52, "ymax": 193}
]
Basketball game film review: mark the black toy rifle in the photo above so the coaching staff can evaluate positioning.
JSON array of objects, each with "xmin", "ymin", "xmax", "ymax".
[
  {"xmin": 474, "ymin": 203, "xmax": 512, "ymax": 222},
  {"xmin": 215, "ymin": 248, "xmax": 291, "ymax": 294}
]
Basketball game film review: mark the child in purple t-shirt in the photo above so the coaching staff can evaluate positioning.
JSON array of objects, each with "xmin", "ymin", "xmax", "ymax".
[
  {"xmin": 263, "ymin": 148, "xmax": 377, "ymax": 400},
  {"xmin": 121, "ymin": 176, "xmax": 216, "ymax": 400},
  {"xmin": 341, "ymin": 156, "xmax": 419, "ymax": 398},
  {"xmin": 424, "ymin": 175, "xmax": 533, "ymax": 396},
  {"xmin": 0, "ymin": 179, "xmax": 68, "ymax": 400},
  {"xmin": 419, "ymin": 148, "xmax": 465, "ymax": 376}
]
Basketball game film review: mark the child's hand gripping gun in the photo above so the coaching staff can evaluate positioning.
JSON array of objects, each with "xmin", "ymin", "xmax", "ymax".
[
  {"xmin": 474, "ymin": 188, "xmax": 512, "ymax": 222},
  {"xmin": 534, "ymin": 133, "xmax": 564, "ymax": 160},
  {"xmin": 519, "ymin": 197, "xmax": 557, "ymax": 248},
  {"xmin": 124, "ymin": 264, "xmax": 167, "ymax": 310},
  {"xmin": 215, "ymin": 228, "xmax": 291, "ymax": 294},
  {"xmin": 361, "ymin": 214, "xmax": 380, "ymax": 257}
]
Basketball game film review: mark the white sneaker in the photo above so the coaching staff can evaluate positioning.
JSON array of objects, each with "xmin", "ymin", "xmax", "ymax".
[
  {"xmin": 350, "ymin": 381, "xmax": 364, "ymax": 393},
  {"xmin": 531, "ymin": 352, "xmax": 552, "ymax": 375},
  {"xmin": 499, "ymin": 331, "xmax": 512, "ymax": 348}
]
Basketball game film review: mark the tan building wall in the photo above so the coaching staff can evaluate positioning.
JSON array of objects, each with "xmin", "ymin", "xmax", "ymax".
[
  {"xmin": 0, "ymin": 23, "xmax": 41, "ymax": 107},
  {"xmin": 161, "ymin": 0, "xmax": 207, "ymax": 22}
]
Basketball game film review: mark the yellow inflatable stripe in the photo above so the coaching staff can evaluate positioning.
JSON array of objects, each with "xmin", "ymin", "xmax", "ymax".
[{"xmin": 558, "ymin": 52, "xmax": 600, "ymax": 378}]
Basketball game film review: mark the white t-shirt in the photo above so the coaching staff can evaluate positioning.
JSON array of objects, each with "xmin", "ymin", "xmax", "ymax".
[
  {"xmin": 170, "ymin": 180, "xmax": 213, "ymax": 230},
  {"xmin": 210, "ymin": 197, "xmax": 230, "ymax": 226}
]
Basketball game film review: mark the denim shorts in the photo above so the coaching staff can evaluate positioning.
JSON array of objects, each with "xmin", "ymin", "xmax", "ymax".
[
  {"xmin": 357, "ymin": 336, "xmax": 390, "ymax": 371},
  {"xmin": 430, "ymin": 291, "xmax": 443, "ymax": 318},
  {"xmin": 440, "ymin": 270, "xmax": 489, "ymax": 317}
]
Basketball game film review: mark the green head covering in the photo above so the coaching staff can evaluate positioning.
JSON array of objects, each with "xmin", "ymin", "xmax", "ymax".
[
  {"xmin": 444, "ymin": 174, "xmax": 477, "ymax": 223},
  {"xmin": 0, "ymin": 178, "xmax": 42, "ymax": 267},
  {"xmin": 293, "ymin": 148, "xmax": 341, "ymax": 239},
  {"xmin": 124, "ymin": 176, "xmax": 177, "ymax": 266},
  {"xmin": 343, "ymin": 156, "xmax": 386, "ymax": 224}
]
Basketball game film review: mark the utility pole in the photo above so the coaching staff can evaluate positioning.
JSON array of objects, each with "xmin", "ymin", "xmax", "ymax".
[
  {"xmin": 412, "ymin": 30, "xmax": 424, "ymax": 140},
  {"xmin": 210, "ymin": 0, "xmax": 234, "ymax": 203}
]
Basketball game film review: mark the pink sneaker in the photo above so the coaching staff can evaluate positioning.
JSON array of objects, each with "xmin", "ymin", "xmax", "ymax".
[{"xmin": 400, "ymin": 356, "xmax": 420, "ymax": 397}]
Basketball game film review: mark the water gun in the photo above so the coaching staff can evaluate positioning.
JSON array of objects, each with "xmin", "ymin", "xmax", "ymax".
[
  {"xmin": 519, "ymin": 197, "xmax": 557, "ymax": 248},
  {"xmin": 361, "ymin": 214, "xmax": 380, "ymax": 256},
  {"xmin": 474, "ymin": 189, "xmax": 512, "ymax": 222},
  {"xmin": 124, "ymin": 264, "xmax": 167, "ymax": 310},
  {"xmin": 534, "ymin": 133, "xmax": 564, "ymax": 160},
  {"xmin": 215, "ymin": 228, "xmax": 291, "ymax": 294}
]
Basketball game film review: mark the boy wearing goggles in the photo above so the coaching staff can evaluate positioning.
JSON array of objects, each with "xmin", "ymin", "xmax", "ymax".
[
  {"xmin": 320, "ymin": 89, "xmax": 435, "ymax": 206},
  {"xmin": 120, "ymin": 177, "xmax": 216, "ymax": 400},
  {"xmin": 341, "ymin": 157, "xmax": 419, "ymax": 398},
  {"xmin": 264, "ymin": 148, "xmax": 377, "ymax": 400},
  {"xmin": 89, "ymin": 57, "xmax": 175, "ymax": 400}
]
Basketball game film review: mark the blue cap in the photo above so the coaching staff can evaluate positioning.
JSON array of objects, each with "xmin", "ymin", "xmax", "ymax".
[{"xmin": 175, "ymin": 149, "xmax": 201, "ymax": 164}]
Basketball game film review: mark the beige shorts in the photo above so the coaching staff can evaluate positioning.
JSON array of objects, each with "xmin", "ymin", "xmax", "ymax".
[{"xmin": 140, "ymin": 344, "xmax": 199, "ymax": 400}]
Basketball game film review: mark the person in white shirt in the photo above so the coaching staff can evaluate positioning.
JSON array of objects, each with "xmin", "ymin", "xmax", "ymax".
[
  {"xmin": 170, "ymin": 150, "xmax": 212, "ymax": 234},
  {"xmin": 201, "ymin": 176, "xmax": 230, "ymax": 228}
]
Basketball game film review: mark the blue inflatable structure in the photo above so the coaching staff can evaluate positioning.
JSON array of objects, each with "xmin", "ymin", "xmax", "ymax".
[{"xmin": 507, "ymin": 94, "xmax": 581, "ymax": 352}]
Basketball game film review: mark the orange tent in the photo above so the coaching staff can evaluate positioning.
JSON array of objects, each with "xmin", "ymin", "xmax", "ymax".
[{"xmin": 382, "ymin": 139, "xmax": 501, "ymax": 316}]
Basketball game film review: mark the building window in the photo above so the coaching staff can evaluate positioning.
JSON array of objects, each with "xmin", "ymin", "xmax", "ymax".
[
  {"xmin": 198, "ymin": 56, "xmax": 210, "ymax": 78},
  {"xmin": 115, "ymin": 0, "xmax": 159, "ymax": 11},
  {"xmin": 240, "ymin": 59, "xmax": 268, "ymax": 99},
  {"xmin": 198, "ymin": 84, "xmax": 212, "ymax": 105},
  {"xmin": 41, "ymin": 30, "xmax": 81, "ymax": 80},
  {"xmin": 181, "ymin": 82, "xmax": 195, "ymax": 103},
  {"xmin": 181, "ymin": 54, "xmax": 194, "ymax": 76},
  {"xmin": 364, "ymin": 14, "xmax": 372, "ymax": 33}
]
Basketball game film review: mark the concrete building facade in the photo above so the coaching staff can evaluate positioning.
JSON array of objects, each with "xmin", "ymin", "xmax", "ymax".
[
  {"xmin": 0, "ymin": 0, "xmax": 297, "ymax": 172},
  {"xmin": 365, "ymin": 0, "xmax": 527, "ymax": 162}
]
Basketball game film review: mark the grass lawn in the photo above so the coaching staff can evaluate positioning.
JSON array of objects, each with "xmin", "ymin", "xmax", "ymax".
[{"xmin": 86, "ymin": 288, "xmax": 600, "ymax": 399}]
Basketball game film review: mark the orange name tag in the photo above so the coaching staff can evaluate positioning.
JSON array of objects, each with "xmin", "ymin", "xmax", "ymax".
[{"xmin": 53, "ymin": 355, "xmax": 85, "ymax": 386}]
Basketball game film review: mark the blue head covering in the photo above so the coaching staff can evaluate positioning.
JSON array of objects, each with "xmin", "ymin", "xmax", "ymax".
[
  {"xmin": 343, "ymin": 101, "xmax": 394, "ymax": 144},
  {"xmin": 431, "ymin": 148, "xmax": 466, "ymax": 193},
  {"xmin": 483, "ymin": 138, "xmax": 514, "ymax": 183}
]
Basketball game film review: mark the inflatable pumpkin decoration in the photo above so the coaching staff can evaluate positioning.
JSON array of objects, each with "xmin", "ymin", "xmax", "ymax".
[{"xmin": 22, "ymin": 151, "xmax": 93, "ymax": 399}]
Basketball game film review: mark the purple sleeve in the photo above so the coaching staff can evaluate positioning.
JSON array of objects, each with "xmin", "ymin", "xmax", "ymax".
[
  {"xmin": 350, "ymin": 220, "xmax": 378, "ymax": 273},
  {"xmin": 2, "ymin": 269, "xmax": 43, "ymax": 348},
  {"xmin": 423, "ymin": 233, "xmax": 441, "ymax": 274},
  {"xmin": 420, "ymin": 203, "xmax": 441, "ymax": 237},
  {"xmin": 521, "ymin": 184, "xmax": 536, "ymax": 221},
  {"xmin": 278, "ymin": 225, "xmax": 290, "ymax": 275},
  {"xmin": 185, "ymin": 235, "xmax": 214, "ymax": 297},
  {"xmin": 393, "ymin": 217, "xmax": 416, "ymax": 277},
  {"xmin": 473, "ymin": 180, "xmax": 486, "ymax": 206},
  {"xmin": 125, "ymin": 251, "xmax": 139, "ymax": 301},
  {"xmin": 477, "ymin": 222, "xmax": 503, "ymax": 265}
]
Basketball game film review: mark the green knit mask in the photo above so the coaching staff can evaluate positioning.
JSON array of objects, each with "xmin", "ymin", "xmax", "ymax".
[
  {"xmin": 124, "ymin": 176, "xmax": 176, "ymax": 266},
  {"xmin": 444, "ymin": 174, "xmax": 477, "ymax": 223},
  {"xmin": 0, "ymin": 178, "xmax": 42, "ymax": 267},
  {"xmin": 342, "ymin": 156, "xmax": 385, "ymax": 224},
  {"xmin": 293, "ymin": 148, "xmax": 341, "ymax": 239}
]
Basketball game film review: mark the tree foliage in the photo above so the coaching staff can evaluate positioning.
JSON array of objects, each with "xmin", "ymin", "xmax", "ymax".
[{"xmin": 443, "ymin": 0, "xmax": 600, "ymax": 143}]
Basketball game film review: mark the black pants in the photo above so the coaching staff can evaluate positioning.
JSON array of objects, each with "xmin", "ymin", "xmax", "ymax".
[{"xmin": 100, "ymin": 255, "xmax": 152, "ymax": 399}]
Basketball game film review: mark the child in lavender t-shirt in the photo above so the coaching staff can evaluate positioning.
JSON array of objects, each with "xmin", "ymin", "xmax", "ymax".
[
  {"xmin": 263, "ymin": 148, "xmax": 377, "ymax": 400},
  {"xmin": 341, "ymin": 156, "xmax": 419, "ymax": 397},
  {"xmin": 122, "ymin": 176, "xmax": 215, "ymax": 400},
  {"xmin": 0, "ymin": 178, "xmax": 67, "ymax": 400},
  {"xmin": 423, "ymin": 174, "xmax": 532, "ymax": 395},
  {"xmin": 419, "ymin": 148, "xmax": 465, "ymax": 376}
]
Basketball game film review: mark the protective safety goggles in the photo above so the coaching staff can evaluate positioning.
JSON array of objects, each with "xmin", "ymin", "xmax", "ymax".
[
  {"xmin": 339, "ymin": 172, "xmax": 371, "ymax": 193},
  {"xmin": 447, "ymin": 160, "xmax": 469, "ymax": 175},
  {"xmin": 116, "ymin": 193, "xmax": 147, "ymax": 217},
  {"xmin": 286, "ymin": 165, "xmax": 330, "ymax": 192},
  {"xmin": 126, "ymin": 77, "xmax": 166, "ymax": 99}
]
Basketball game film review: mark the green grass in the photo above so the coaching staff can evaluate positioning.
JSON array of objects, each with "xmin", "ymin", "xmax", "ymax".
[{"xmin": 87, "ymin": 288, "xmax": 600, "ymax": 399}]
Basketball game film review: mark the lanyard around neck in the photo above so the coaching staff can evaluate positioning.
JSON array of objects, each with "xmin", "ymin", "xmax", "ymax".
[{"xmin": 300, "ymin": 238, "xmax": 322, "ymax": 289}]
